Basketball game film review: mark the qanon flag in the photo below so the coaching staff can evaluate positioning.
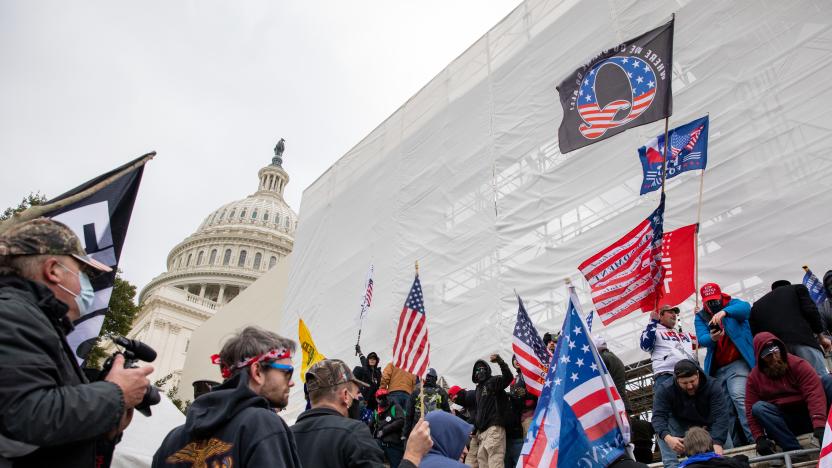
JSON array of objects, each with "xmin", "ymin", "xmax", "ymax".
[
  {"xmin": 41, "ymin": 154, "xmax": 151, "ymax": 363},
  {"xmin": 557, "ymin": 18, "xmax": 674, "ymax": 153}
]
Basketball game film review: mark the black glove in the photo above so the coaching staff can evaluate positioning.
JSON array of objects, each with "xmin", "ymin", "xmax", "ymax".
[
  {"xmin": 756, "ymin": 437, "xmax": 774, "ymax": 455},
  {"xmin": 815, "ymin": 428, "xmax": 825, "ymax": 443},
  {"xmin": 355, "ymin": 344, "xmax": 362, "ymax": 356}
]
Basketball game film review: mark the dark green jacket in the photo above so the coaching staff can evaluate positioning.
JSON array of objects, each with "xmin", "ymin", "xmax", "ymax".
[{"xmin": 0, "ymin": 275, "xmax": 123, "ymax": 467}]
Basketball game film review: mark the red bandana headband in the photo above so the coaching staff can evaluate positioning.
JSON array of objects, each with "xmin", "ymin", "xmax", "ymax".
[{"xmin": 210, "ymin": 348, "xmax": 292, "ymax": 379}]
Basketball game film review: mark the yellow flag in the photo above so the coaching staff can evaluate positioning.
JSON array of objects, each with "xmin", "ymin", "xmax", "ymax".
[{"xmin": 298, "ymin": 319, "xmax": 326, "ymax": 382}]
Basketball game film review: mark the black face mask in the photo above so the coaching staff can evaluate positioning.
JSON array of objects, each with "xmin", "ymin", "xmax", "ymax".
[
  {"xmin": 475, "ymin": 368, "xmax": 488, "ymax": 383},
  {"xmin": 425, "ymin": 375, "xmax": 437, "ymax": 387},
  {"xmin": 348, "ymin": 397, "xmax": 363, "ymax": 420},
  {"xmin": 706, "ymin": 299, "xmax": 724, "ymax": 313}
]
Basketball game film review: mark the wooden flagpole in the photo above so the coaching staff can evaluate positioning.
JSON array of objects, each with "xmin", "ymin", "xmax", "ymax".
[
  {"xmin": 415, "ymin": 260, "xmax": 426, "ymax": 420},
  {"xmin": 693, "ymin": 169, "xmax": 706, "ymax": 314},
  {"xmin": 0, "ymin": 152, "xmax": 155, "ymax": 234}
]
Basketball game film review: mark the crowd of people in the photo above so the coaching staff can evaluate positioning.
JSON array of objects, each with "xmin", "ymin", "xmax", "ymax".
[{"xmin": 1, "ymin": 217, "xmax": 832, "ymax": 468}]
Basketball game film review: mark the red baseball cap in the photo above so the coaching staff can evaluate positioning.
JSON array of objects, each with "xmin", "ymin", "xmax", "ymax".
[
  {"xmin": 448, "ymin": 385, "xmax": 463, "ymax": 398},
  {"xmin": 700, "ymin": 283, "xmax": 722, "ymax": 302}
]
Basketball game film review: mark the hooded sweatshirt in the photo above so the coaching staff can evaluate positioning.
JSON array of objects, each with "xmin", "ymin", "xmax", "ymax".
[
  {"xmin": 744, "ymin": 332, "xmax": 828, "ymax": 439},
  {"xmin": 420, "ymin": 411, "xmax": 473, "ymax": 468},
  {"xmin": 651, "ymin": 363, "xmax": 730, "ymax": 445},
  {"xmin": 152, "ymin": 371, "xmax": 301, "ymax": 468},
  {"xmin": 471, "ymin": 358, "xmax": 513, "ymax": 432}
]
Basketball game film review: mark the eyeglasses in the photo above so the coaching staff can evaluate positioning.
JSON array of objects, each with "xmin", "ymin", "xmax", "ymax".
[{"xmin": 266, "ymin": 362, "xmax": 294, "ymax": 380}]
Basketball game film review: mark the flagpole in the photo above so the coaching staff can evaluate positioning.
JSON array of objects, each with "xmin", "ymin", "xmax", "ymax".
[
  {"xmin": 415, "ymin": 260, "xmax": 426, "ymax": 419},
  {"xmin": 569, "ymin": 283, "xmax": 633, "ymax": 457},
  {"xmin": 693, "ymin": 169, "xmax": 706, "ymax": 314},
  {"xmin": 0, "ymin": 152, "xmax": 156, "ymax": 234}
]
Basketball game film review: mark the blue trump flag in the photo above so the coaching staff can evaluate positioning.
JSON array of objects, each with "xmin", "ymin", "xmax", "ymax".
[
  {"xmin": 803, "ymin": 267, "xmax": 828, "ymax": 305},
  {"xmin": 519, "ymin": 289, "xmax": 629, "ymax": 467},
  {"xmin": 638, "ymin": 116, "xmax": 709, "ymax": 194}
]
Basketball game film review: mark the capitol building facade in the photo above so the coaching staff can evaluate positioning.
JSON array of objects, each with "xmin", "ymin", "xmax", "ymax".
[{"xmin": 128, "ymin": 144, "xmax": 297, "ymax": 386}]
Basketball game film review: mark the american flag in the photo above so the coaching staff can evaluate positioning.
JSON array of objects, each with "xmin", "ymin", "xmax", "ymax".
[
  {"xmin": 821, "ymin": 408, "xmax": 832, "ymax": 468},
  {"xmin": 520, "ymin": 291, "xmax": 629, "ymax": 468},
  {"xmin": 358, "ymin": 264, "xmax": 374, "ymax": 321},
  {"xmin": 669, "ymin": 123, "xmax": 704, "ymax": 159},
  {"xmin": 578, "ymin": 195, "xmax": 666, "ymax": 326},
  {"xmin": 578, "ymin": 56, "xmax": 657, "ymax": 139},
  {"xmin": 803, "ymin": 266, "xmax": 828, "ymax": 306},
  {"xmin": 392, "ymin": 274, "xmax": 430, "ymax": 378},
  {"xmin": 585, "ymin": 309, "xmax": 594, "ymax": 331},
  {"xmin": 512, "ymin": 296, "xmax": 550, "ymax": 397}
]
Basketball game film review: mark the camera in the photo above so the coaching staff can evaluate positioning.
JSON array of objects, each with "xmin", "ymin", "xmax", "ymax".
[{"xmin": 99, "ymin": 335, "xmax": 161, "ymax": 416}]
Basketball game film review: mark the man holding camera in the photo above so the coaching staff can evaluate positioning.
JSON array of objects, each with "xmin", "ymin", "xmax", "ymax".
[
  {"xmin": 0, "ymin": 218, "xmax": 152, "ymax": 467},
  {"xmin": 694, "ymin": 282, "xmax": 755, "ymax": 445}
]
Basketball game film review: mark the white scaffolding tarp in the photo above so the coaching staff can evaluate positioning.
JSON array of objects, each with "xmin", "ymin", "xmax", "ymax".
[{"xmin": 280, "ymin": 0, "xmax": 832, "ymax": 421}]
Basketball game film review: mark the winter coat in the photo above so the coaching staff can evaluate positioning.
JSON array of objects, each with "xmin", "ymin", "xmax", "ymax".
[
  {"xmin": 680, "ymin": 452, "xmax": 750, "ymax": 468},
  {"xmin": 0, "ymin": 274, "xmax": 124, "ymax": 468},
  {"xmin": 508, "ymin": 372, "xmax": 537, "ymax": 438},
  {"xmin": 404, "ymin": 383, "xmax": 450, "ymax": 436},
  {"xmin": 380, "ymin": 363, "xmax": 416, "ymax": 395},
  {"xmin": 471, "ymin": 358, "xmax": 513, "ymax": 432},
  {"xmin": 651, "ymin": 364, "xmax": 730, "ymax": 445},
  {"xmin": 372, "ymin": 403, "xmax": 405, "ymax": 445},
  {"xmin": 744, "ymin": 332, "xmax": 828, "ymax": 440},
  {"xmin": 152, "ymin": 371, "xmax": 301, "ymax": 467},
  {"xmin": 819, "ymin": 271, "xmax": 832, "ymax": 333},
  {"xmin": 420, "ymin": 411, "xmax": 473, "ymax": 468},
  {"xmin": 750, "ymin": 284, "xmax": 824, "ymax": 350},
  {"xmin": 641, "ymin": 319, "xmax": 697, "ymax": 375},
  {"xmin": 291, "ymin": 407, "xmax": 386, "ymax": 468},
  {"xmin": 600, "ymin": 348, "xmax": 632, "ymax": 413},
  {"xmin": 355, "ymin": 352, "xmax": 382, "ymax": 410},
  {"xmin": 695, "ymin": 298, "xmax": 755, "ymax": 375}
]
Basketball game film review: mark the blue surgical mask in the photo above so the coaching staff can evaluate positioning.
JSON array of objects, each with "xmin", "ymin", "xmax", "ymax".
[{"xmin": 57, "ymin": 263, "xmax": 96, "ymax": 316}]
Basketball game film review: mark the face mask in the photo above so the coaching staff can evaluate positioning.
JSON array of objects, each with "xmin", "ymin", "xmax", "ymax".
[
  {"xmin": 348, "ymin": 396, "xmax": 362, "ymax": 420},
  {"xmin": 57, "ymin": 263, "xmax": 96, "ymax": 316},
  {"xmin": 475, "ymin": 368, "xmax": 488, "ymax": 383},
  {"xmin": 706, "ymin": 299, "xmax": 723, "ymax": 313}
]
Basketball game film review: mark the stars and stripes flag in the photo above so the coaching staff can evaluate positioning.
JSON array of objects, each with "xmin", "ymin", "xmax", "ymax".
[
  {"xmin": 803, "ymin": 266, "xmax": 828, "ymax": 306},
  {"xmin": 638, "ymin": 116, "xmax": 709, "ymax": 195},
  {"xmin": 358, "ymin": 264, "xmax": 375, "ymax": 322},
  {"xmin": 392, "ymin": 273, "xmax": 430, "ymax": 378},
  {"xmin": 512, "ymin": 295, "xmax": 550, "ymax": 397},
  {"xmin": 520, "ymin": 290, "xmax": 629, "ymax": 467},
  {"xmin": 820, "ymin": 408, "xmax": 832, "ymax": 468},
  {"xmin": 578, "ymin": 194, "xmax": 666, "ymax": 326},
  {"xmin": 586, "ymin": 310, "xmax": 594, "ymax": 331}
]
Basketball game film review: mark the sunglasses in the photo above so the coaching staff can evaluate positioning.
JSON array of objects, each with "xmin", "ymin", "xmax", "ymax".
[{"xmin": 266, "ymin": 362, "xmax": 294, "ymax": 379}]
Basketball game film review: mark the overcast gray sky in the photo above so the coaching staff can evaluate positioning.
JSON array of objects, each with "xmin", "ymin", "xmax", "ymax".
[{"xmin": 0, "ymin": 1, "xmax": 521, "ymax": 292}]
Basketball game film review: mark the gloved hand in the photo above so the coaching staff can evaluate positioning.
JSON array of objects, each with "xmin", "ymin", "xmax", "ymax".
[
  {"xmin": 355, "ymin": 344, "xmax": 362, "ymax": 355},
  {"xmin": 815, "ymin": 427, "xmax": 826, "ymax": 443},
  {"xmin": 756, "ymin": 437, "xmax": 774, "ymax": 455}
]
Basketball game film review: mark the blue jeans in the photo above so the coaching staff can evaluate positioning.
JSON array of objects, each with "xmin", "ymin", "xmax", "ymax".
[
  {"xmin": 790, "ymin": 343, "xmax": 829, "ymax": 376},
  {"xmin": 378, "ymin": 440, "xmax": 404, "ymax": 467},
  {"xmin": 751, "ymin": 374, "xmax": 832, "ymax": 451},
  {"xmin": 656, "ymin": 415, "xmax": 684, "ymax": 468},
  {"xmin": 713, "ymin": 359, "xmax": 753, "ymax": 443},
  {"xmin": 751, "ymin": 401, "xmax": 811, "ymax": 451},
  {"xmin": 654, "ymin": 373, "xmax": 673, "ymax": 388},
  {"xmin": 505, "ymin": 437, "xmax": 524, "ymax": 467}
]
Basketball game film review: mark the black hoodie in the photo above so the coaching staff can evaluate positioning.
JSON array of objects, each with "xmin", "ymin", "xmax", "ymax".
[
  {"xmin": 152, "ymin": 371, "xmax": 301, "ymax": 467},
  {"xmin": 470, "ymin": 358, "xmax": 513, "ymax": 432}
]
